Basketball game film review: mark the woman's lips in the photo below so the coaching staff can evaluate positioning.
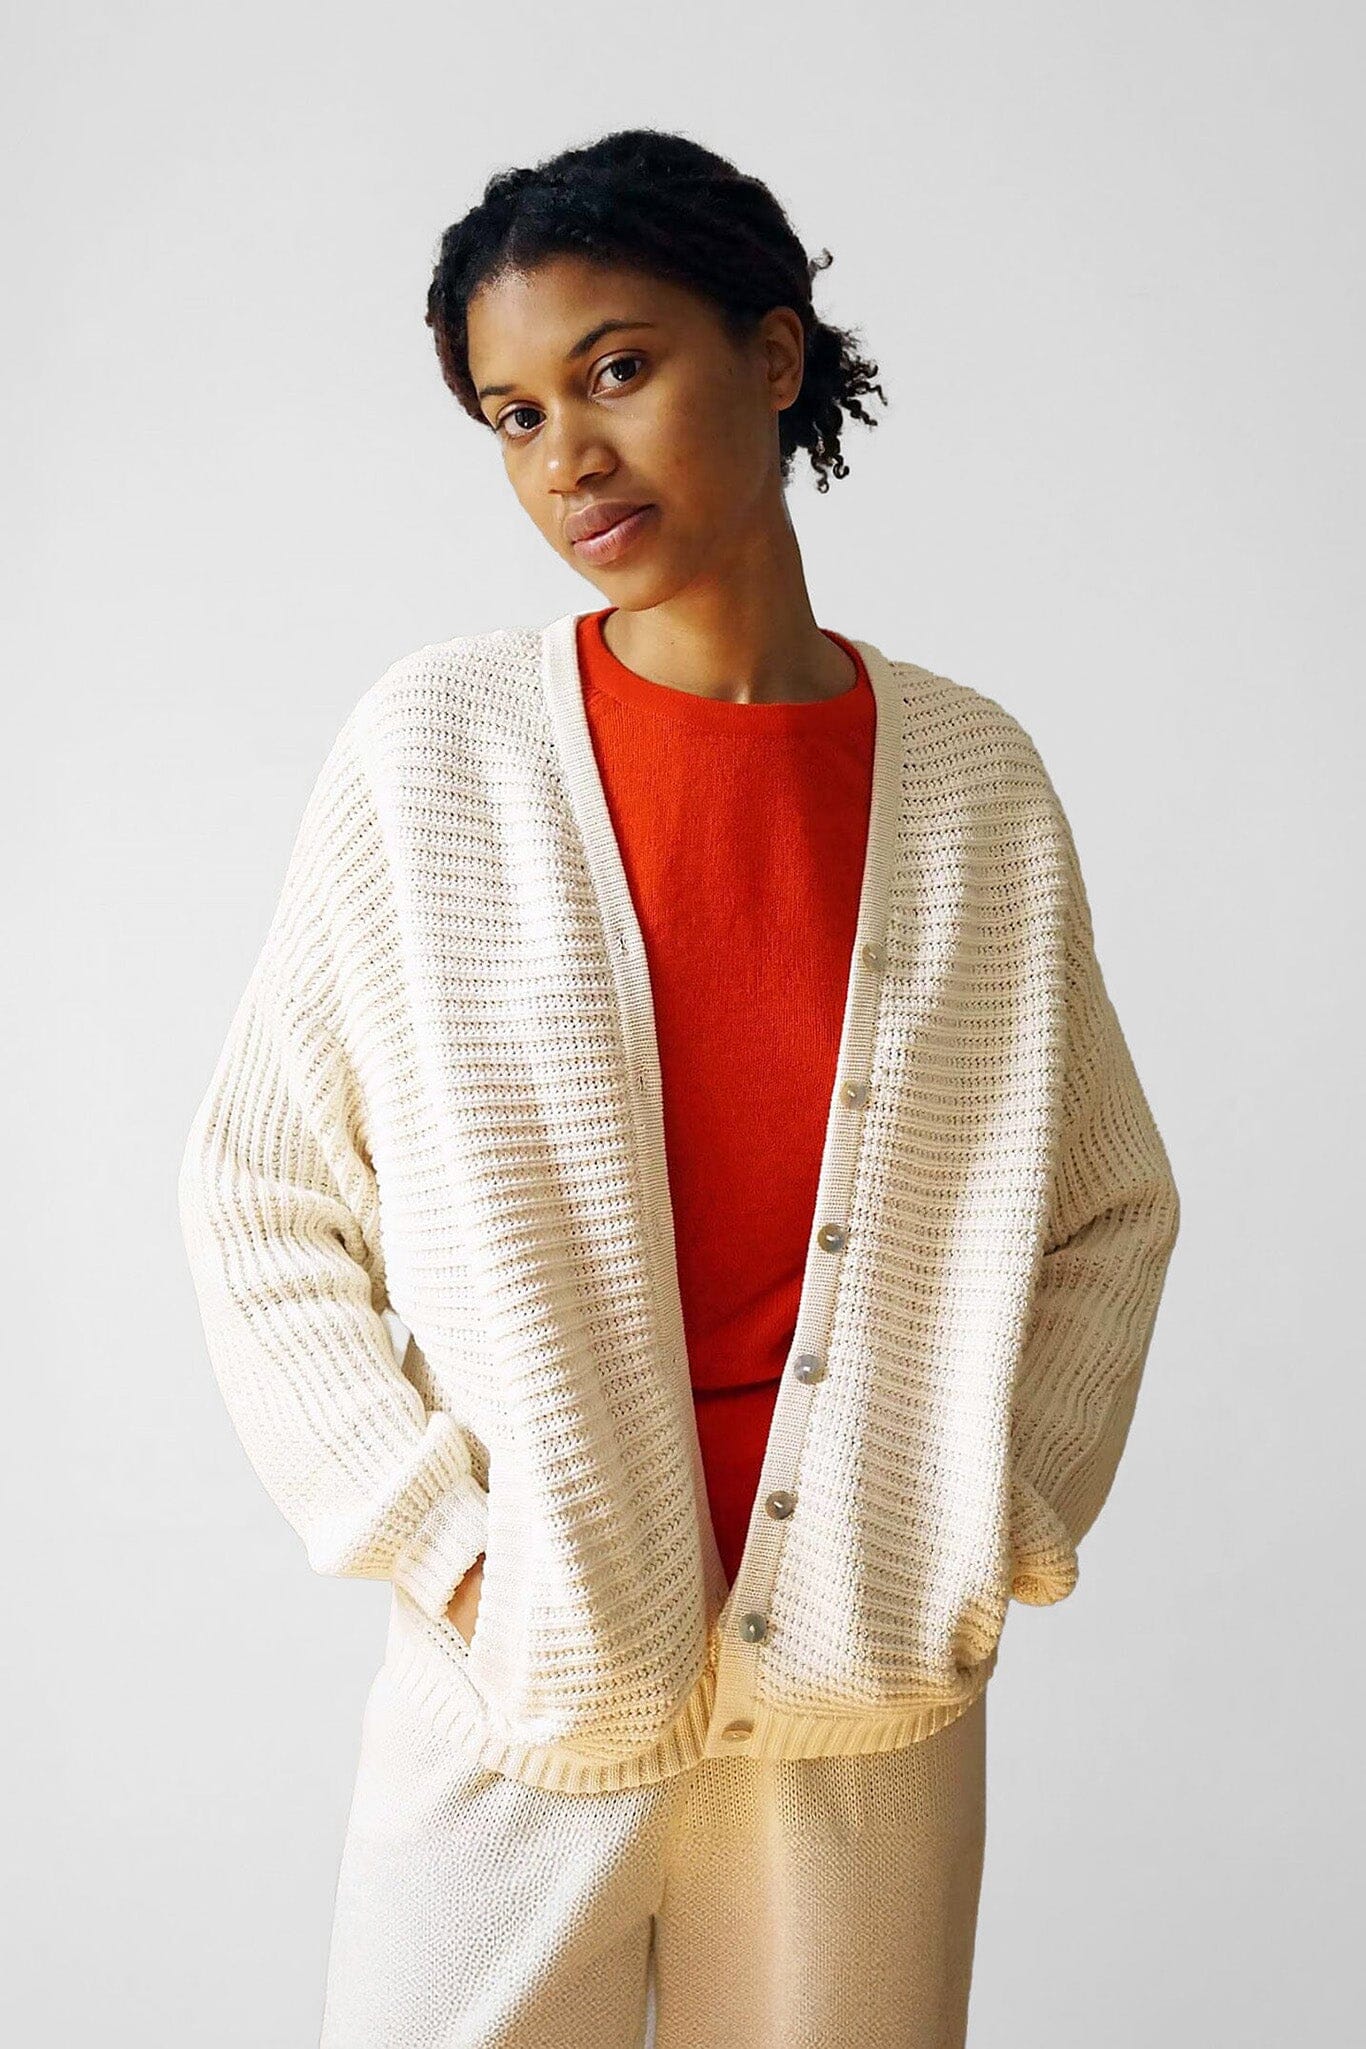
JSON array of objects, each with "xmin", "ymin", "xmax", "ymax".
[{"xmin": 570, "ymin": 503, "xmax": 657, "ymax": 566}]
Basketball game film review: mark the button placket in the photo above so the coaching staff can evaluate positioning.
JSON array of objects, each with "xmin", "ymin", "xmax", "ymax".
[{"xmin": 704, "ymin": 927, "xmax": 886, "ymax": 1752}]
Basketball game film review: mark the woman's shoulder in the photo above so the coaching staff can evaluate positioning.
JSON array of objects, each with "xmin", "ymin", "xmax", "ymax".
[
  {"xmin": 356, "ymin": 621, "xmax": 542, "ymax": 718},
  {"xmin": 331, "ymin": 623, "xmax": 551, "ymax": 781},
  {"xmin": 877, "ymin": 648, "xmax": 1058, "ymax": 811}
]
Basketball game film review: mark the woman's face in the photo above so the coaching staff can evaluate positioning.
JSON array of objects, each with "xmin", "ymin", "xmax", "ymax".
[{"xmin": 465, "ymin": 254, "xmax": 803, "ymax": 608}]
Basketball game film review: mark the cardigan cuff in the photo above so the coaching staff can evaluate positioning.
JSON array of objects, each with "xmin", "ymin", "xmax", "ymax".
[
  {"xmin": 391, "ymin": 1469, "xmax": 491, "ymax": 1623},
  {"xmin": 1007, "ymin": 1470, "xmax": 1080, "ymax": 1607}
]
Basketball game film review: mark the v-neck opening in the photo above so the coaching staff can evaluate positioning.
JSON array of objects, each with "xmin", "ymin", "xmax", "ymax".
[{"xmin": 536, "ymin": 607, "xmax": 906, "ymax": 1657}]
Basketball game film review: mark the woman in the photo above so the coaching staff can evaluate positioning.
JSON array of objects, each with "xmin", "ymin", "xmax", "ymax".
[{"xmin": 178, "ymin": 127, "xmax": 1181, "ymax": 2048}]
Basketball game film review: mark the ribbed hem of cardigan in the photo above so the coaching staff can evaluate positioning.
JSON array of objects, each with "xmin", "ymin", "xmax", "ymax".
[{"xmin": 378, "ymin": 1618, "xmax": 1000, "ymax": 1795}]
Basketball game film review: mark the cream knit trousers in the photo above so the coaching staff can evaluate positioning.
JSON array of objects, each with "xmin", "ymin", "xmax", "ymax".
[{"xmin": 319, "ymin": 1659, "xmax": 988, "ymax": 2049}]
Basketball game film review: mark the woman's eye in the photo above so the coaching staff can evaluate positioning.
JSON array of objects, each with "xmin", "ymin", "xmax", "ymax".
[
  {"xmin": 494, "ymin": 355, "xmax": 645, "ymax": 439},
  {"xmin": 597, "ymin": 352, "xmax": 644, "ymax": 390}
]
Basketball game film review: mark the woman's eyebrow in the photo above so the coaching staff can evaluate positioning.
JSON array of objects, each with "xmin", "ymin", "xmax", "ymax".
[{"xmin": 476, "ymin": 319, "xmax": 660, "ymax": 401}]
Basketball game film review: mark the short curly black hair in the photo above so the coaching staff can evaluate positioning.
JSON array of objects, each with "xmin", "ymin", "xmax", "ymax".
[{"xmin": 426, "ymin": 127, "xmax": 888, "ymax": 494}]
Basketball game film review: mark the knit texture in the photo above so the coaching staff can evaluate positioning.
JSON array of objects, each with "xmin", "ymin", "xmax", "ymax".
[
  {"xmin": 178, "ymin": 609, "xmax": 1181, "ymax": 1794},
  {"xmin": 319, "ymin": 1661, "xmax": 986, "ymax": 2047}
]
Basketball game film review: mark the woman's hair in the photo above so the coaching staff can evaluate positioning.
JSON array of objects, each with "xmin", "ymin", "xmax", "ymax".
[{"xmin": 426, "ymin": 127, "xmax": 888, "ymax": 493}]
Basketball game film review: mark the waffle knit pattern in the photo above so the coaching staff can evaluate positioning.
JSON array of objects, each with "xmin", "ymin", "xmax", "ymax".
[{"xmin": 177, "ymin": 610, "xmax": 1181, "ymax": 1795}]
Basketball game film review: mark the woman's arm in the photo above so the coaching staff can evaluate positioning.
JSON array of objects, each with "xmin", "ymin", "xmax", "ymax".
[
  {"xmin": 1008, "ymin": 804, "xmax": 1182, "ymax": 1606},
  {"xmin": 177, "ymin": 716, "xmax": 490, "ymax": 1624}
]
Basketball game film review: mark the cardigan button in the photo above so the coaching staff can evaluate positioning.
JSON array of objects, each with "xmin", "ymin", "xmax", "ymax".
[
  {"xmin": 739, "ymin": 1612, "xmax": 769, "ymax": 1642},
  {"xmin": 765, "ymin": 1490, "xmax": 796, "ymax": 1518},
  {"xmin": 793, "ymin": 1354, "xmax": 826, "ymax": 1383},
  {"xmin": 860, "ymin": 941, "xmax": 885, "ymax": 969},
  {"xmin": 839, "ymin": 1078, "xmax": 868, "ymax": 1106},
  {"xmin": 816, "ymin": 1222, "xmax": 846, "ymax": 1252},
  {"xmin": 721, "ymin": 1719, "xmax": 754, "ymax": 1740}
]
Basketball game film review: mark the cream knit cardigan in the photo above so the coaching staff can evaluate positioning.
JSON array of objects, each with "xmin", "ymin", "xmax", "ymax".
[{"xmin": 178, "ymin": 609, "xmax": 1181, "ymax": 1795}]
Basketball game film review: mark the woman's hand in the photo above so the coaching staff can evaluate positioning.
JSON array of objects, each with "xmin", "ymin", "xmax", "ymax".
[{"xmin": 445, "ymin": 1553, "xmax": 485, "ymax": 1646}]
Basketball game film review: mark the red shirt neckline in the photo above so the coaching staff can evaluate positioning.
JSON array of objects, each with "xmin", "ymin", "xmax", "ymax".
[{"xmin": 579, "ymin": 608, "xmax": 870, "ymax": 727}]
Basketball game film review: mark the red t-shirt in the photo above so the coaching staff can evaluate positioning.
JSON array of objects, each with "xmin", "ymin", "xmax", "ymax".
[{"xmin": 575, "ymin": 608, "xmax": 876, "ymax": 1587}]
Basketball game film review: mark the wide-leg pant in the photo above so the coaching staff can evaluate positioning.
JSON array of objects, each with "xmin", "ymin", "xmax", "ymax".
[{"xmin": 319, "ymin": 1659, "xmax": 988, "ymax": 2049}]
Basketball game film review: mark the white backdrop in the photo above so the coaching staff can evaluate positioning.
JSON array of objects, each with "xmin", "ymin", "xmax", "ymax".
[{"xmin": 6, "ymin": 3, "xmax": 1361, "ymax": 2042}]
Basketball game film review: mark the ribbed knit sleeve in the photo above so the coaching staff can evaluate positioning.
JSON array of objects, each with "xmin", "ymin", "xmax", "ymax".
[
  {"xmin": 1007, "ymin": 804, "xmax": 1181, "ymax": 1607},
  {"xmin": 176, "ymin": 714, "xmax": 490, "ymax": 1624}
]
